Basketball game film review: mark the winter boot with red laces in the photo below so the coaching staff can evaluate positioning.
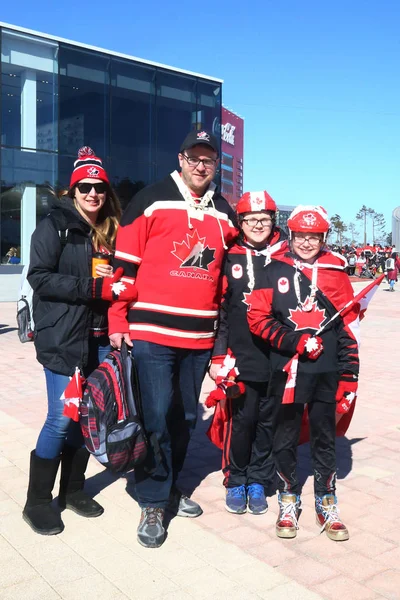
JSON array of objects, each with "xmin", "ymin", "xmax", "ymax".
[
  {"xmin": 315, "ymin": 494, "xmax": 349, "ymax": 541},
  {"xmin": 276, "ymin": 493, "xmax": 301, "ymax": 539}
]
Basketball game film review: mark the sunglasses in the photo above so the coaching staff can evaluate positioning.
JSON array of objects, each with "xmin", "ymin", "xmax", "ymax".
[{"xmin": 76, "ymin": 182, "xmax": 108, "ymax": 195}]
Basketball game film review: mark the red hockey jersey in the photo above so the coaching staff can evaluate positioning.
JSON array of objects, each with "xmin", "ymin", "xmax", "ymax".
[{"xmin": 109, "ymin": 172, "xmax": 238, "ymax": 349}]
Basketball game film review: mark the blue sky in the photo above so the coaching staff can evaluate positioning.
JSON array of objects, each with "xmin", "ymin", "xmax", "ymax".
[{"xmin": 2, "ymin": 0, "xmax": 399, "ymax": 240}]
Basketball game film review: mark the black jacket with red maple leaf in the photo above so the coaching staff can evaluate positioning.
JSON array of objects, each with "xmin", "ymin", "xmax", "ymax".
[
  {"xmin": 212, "ymin": 230, "xmax": 287, "ymax": 382},
  {"xmin": 108, "ymin": 171, "xmax": 238, "ymax": 349},
  {"xmin": 247, "ymin": 245, "xmax": 359, "ymax": 402}
]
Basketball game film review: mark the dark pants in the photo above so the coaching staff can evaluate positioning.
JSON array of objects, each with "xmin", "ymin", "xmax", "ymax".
[
  {"xmin": 224, "ymin": 381, "xmax": 280, "ymax": 490},
  {"xmin": 132, "ymin": 340, "xmax": 211, "ymax": 508},
  {"xmin": 274, "ymin": 401, "xmax": 336, "ymax": 496}
]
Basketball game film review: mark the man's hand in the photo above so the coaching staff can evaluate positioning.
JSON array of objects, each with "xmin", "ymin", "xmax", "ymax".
[
  {"xmin": 208, "ymin": 355, "xmax": 225, "ymax": 381},
  {"xmin": 296, "ymin": 334, "xmax": 323, "ymax": 360},
  {"xmin": 109, "ymin": 332, "xmax": 133, "ymax": 350}
]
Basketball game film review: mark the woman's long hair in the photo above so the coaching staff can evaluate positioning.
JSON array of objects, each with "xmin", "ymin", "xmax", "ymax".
[{"xmin": 69, "ymin": 186, "xmax": 122, "ymax": 252}]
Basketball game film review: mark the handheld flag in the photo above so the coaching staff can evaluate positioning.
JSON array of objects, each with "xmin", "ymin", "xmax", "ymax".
[{"xmin": 61, "ymin": 367, "xmax": 84, "ymax": 421}]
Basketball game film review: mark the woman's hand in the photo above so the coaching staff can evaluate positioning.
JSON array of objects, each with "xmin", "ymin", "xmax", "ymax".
[{"xmin": 95, "ymin": 263, "xmax": 114, "ymax": 278}]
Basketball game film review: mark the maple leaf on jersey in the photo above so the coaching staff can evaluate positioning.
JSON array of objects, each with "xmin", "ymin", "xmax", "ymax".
[
  {"xmin": 288, "ymin": 301, "xmax": 327, "ymax": 331},
  {"xmin": 242, "ymin": 292, "xmax": 252, "ymax": 311},
  {"xmin": 171, "ymin": 230, "xmax": 206, "ymax": 263}
]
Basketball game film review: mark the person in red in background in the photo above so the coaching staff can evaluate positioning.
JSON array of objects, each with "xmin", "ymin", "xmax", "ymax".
[
  {"xmin": 108, "ymin": 129, "xmax": 237, "ymax": 548},
  {"xmin": 247, "ymin": 205, "xmax": 359, "ymax": 542},
  {"xmin": 385, "ymin": 252, "xmax": 400, "ymax": 291},
  {"xmin": 209, "ymin": 191, "xmax": 287, "ymax": 515}
]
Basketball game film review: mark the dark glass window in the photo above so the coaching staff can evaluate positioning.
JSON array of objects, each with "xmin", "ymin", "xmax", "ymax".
[
  {"xmin": 110, "ymin": 58, "xmax": 155, "ymax": 182},
  {"xmin": 1, "ymin": 29, "xmax": 58, "ymax": 150},
  {"xmin": 0, "ymin": 147, "xmax": 57, "ymax": 264},
  {"xmin": 155, "ymin": 70, "xmax": 196, "ymax": 179},
  {"xmin": 196, "ymin": 80, "xmax": 221, "ymax": 149},
  {"xmin": 58, "ymin": 45, "xmax": 110, "ymax": 158}
]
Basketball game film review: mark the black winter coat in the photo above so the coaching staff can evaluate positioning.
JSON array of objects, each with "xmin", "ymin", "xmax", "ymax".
[{"xmin": 28, "ymin": 202, "xmax": 108, "ymax": 376}]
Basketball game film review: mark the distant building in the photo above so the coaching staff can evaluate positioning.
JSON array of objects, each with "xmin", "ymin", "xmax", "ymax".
[
  {"xmin": 276, "ymin": 204, "xmax": 296, "ymax": 233},
  {"xmin": 392, "ymin": 207, "xmax": 400, "ymax": 249},
  {"xmin": 220, "ymin": 107, "xmax": 244, "ymax": 208}
]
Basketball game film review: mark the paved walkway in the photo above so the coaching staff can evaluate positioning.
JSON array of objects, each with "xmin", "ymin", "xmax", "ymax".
[{"xmin": 1, "ymin": 281, "xmax": 399, "ymax": 600}]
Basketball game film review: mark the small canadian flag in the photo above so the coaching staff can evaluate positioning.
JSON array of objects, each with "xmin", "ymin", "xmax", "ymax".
[{"xmin": 60, "ymin": 367, "xmax": 84, "ymax": 422}]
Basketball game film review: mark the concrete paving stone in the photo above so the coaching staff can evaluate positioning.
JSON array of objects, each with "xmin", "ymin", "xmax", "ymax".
[
  {"xmin": 198, "ymin": 510, "xmax": 249, "ymax": 533},
  {"xmin": 0, "ymin": 512, "xmax": 55, "ymax": 548},
  {"xmin": 345, "ymin": 532, "xmax": 396, "ymax": 558},
  {"xmin": 331, "ymin": 553, "xmax": 390, "ymax": 582},
  {"xmin": 206, "ymin": 589, "xmax": 264, "ymax": 600},
  {"xmin": 276, "ymin": 556, "xmax": 338, "ymax": 586},
  {"xmin": 55, "ymin": 573, "xmax": 128, "ymax": 600},
  {"xmin": 172, "ymin": 565, "xmax": 253, "ymax": 600},
  {"xmin": 365, "ymin": 570, "xmax": 400, "ymax": 600},
  {"xmin": 0, "ymin": 553, "xmax": 38, "ymax": 588},
  {"xmin": 0, "ymin": 497, "xmax": 24, "ymax": 517},
  {"xmin": 375, "ymin": 546, "xmax": 400, "ymax": 570},
  {"xmin": 258, "ymin": 581, "xmax": 324, "ymax": 600},
  {"xmin": 0, "ymin": 456, "xmax": 13, "ymax": 468},
  {"xmin": 295, "ymin": 534, "xmax": 350, "ymax": 560},
  {"xmin": 113, "ymin": 565, "xmax": 179, "ymax": 599},
  {"xmin": 0, "ymin": 440, "xmax": 31, "ymax": 459},
  {"xmin": 157, "ymin": 592, "xmax": 194, "ymax": 600},
  {"xmin": 133, "ymin": 541, "xmax": 208, "ymax": 576},
  {"xmin": 352, "ymin": 466, "xmax": 395, "ymax": 480},
  {"xmin": 196, "ymin": 541, "xmax": 257, "ymax": 573},
  {"xmin": 18, "ymin": 537, "xmax": 79, "ymax": 567},
  {"xmin": 246, "ymin": 539, "xmax": 299, "ymax": 566},
  {"xmin": 228, "ymin": 563, "xmax": 289, "ymax": 598},
  {"xmin": 0, "ymin": 577, "xmax": 63, "ymax": 600},
  {"xmin": 33, "ymin": 553, "xmax": 97, "ymax": 588},
  {"xmin": 314, "ymin": 576, "xmax": 381, "ymax": 600},
  {"xmin": 221, "ymin": 524, "xmax": 271, "ymax": 549}
]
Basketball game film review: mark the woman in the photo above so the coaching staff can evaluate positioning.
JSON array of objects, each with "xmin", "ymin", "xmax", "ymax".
[
  {"xmin": 385, "ymin": 252, "xmax": 400, "ymax": 291},
  {"xmin": 23, "ymin": 147, "xmax": 131, "ymax": 535},
  {"xmin": 209, "ymin": 191, "xmax": 286, "ymax": 515},
  {"xmin": 247, "ymin": 205, "xmax": 359, "ymax": 542}
]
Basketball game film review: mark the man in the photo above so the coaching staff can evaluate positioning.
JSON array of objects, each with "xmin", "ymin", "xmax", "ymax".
[
  {"xmin": 209, "ymin": 191, "xmax": 286, "ymax": 515},
  {"xmin": 109, "ymin": 129, "xmax": 237, "ymax": 548}
]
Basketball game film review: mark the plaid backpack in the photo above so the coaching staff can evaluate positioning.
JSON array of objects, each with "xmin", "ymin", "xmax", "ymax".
[{"xmin": 80, "ymin": 342, "xmax": 148, "ymax": 473}]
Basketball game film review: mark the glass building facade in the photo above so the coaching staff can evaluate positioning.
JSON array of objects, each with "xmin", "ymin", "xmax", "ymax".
[{"xmin": 0, "ymin": 23, "xmax": 222, "ymax": 280}]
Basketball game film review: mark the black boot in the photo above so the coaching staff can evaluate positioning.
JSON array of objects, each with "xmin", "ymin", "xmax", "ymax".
[
  {"xmin": 58, "ymin": 445, "xmax": 104, "ymax": 517},
  {"xmin": 23, "ymin": 450, "xmax": 64, "ymax": 535}
]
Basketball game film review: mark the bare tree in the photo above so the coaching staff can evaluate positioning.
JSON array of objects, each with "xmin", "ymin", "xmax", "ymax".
[
  {"xmin": 369, "ymin": 210, "xmax": 386, "ymax": 244},
  {"xmin": 347, "ymin": 222, "xmax": 359, "ymax": 245},
  {"xmin": 356, "ymin": 205, "xmax": 370, "ymax": 246},
  {"xmin": 330, "ymin": 214, "xmax": 347, "ymax": 246}
]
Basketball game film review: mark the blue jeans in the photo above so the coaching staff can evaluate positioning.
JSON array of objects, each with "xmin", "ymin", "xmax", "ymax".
[
  {"xmin": 35, "ymin": 337, "xmax": 110, "ymax": 459},
  {"xmin": 132, "ymin": 340, "xmax": 211, "ymax": 508}
]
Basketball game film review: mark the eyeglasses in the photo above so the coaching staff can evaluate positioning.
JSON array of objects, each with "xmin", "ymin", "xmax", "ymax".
[
  {"xmin": 76, "ymin": 182, "xmax": 108, "ymax": 195},
  {"xmin": 242, "ymin": 218, "xmax": 273, "ymax": 228},
  {"xmin": 181, "ymin": 154, "xmax": 217, "ymax": 169},
  {"xmin": 292, "ymin": 233, "xmax": 322, "ymax": 244}
]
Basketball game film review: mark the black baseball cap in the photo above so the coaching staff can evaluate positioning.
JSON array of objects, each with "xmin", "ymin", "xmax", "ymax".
[{"xmin": 180, "ymin": 129, "xmax": 219, "ymax": 156}]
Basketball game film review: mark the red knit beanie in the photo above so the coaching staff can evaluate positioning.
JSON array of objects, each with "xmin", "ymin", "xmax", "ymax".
[{"xmin": 69, "ymin": 146, "xmax": 110, "ymax": 189}]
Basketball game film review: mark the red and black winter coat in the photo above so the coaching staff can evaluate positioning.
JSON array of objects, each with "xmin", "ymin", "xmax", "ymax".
[
  {"xmin": 247, "ymin": 244, "xmax": 359, "ymax": 403},
  {"xmin": 109, "ymin": 171, "xmax": 238, "ymax": 350},
  {"xmin": 212, "ymin": 229, "xmax": 287, "ymax": 382}
]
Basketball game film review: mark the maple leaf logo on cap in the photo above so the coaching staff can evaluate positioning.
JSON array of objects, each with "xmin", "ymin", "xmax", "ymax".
[
  {"xmin": 197, "ymin": 131, "xmax": 210, "ymax": 141},
  {"xmin": 288, "ymin": 300, "xmax": 326, "ymax": 331}
]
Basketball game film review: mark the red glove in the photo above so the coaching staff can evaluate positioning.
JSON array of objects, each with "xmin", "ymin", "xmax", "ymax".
[
  {"xmin": 296, "ymin": 334, "xmax": 323, "ymax": 360},
  {"xmin": 336, "ymin": 375, "xmax": 358, "ymax": 414},
  {"xmin": 205, "ymin": 380, "xmax": 246, "ymax": 408},
  {"xmin": 93, "ymin": 267, "xmax": 137, "ymax": 303}
]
